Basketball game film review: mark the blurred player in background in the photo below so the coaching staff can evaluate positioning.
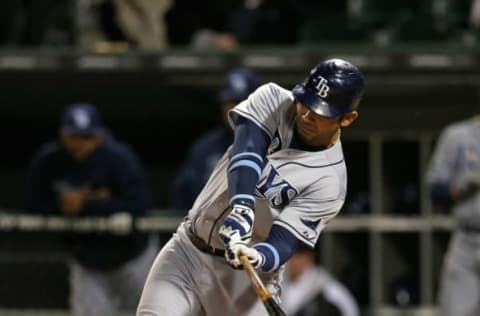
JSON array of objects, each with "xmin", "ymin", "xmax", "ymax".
[
  {"xmin": 137, "ymin": 58, "xmax": 364, "ymax": 316},
  {"xmin": 170, "ymin": 67, "xmax": 260, "ymax": 212},
  {"xmin": 25, "ymin": 103, "xmax": 158, "ymax": 316},
  {"xmin": 281, "ymin": 243, "xmax": 359, "ymax": 316},
  {"xmin": 426, "ymin": 114, "xmax": 480, "ymax": 316}
]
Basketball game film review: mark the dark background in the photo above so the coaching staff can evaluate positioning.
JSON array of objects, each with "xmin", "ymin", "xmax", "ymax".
[{"xmin": 0, "ymin": 58, "xmax": 478, "ymax": 210}]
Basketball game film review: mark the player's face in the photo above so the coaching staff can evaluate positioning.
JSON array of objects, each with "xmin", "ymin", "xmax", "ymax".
[
  {"xmin": 61, "ymin": 133, "xmax": 103, "ymax": 161},
  {"xmin": 295, "ymin": 103, "xmax": 358, "ymax": 147}
]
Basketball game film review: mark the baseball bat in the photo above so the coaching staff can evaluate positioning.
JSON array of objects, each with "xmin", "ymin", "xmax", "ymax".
[{"xmin": 239, "ymin": 255, "xmax": 286, "ymax": 316}]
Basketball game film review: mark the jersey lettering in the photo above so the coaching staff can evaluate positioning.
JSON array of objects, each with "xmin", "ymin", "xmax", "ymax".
[{"xmin": 257, "ymin": 165, "xmax": 297, "ymax": 209}]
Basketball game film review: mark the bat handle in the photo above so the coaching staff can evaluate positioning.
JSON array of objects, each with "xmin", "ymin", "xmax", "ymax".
[{"xmin": 239, "ymin": 255, "xmax": 272, "ymax": 301}]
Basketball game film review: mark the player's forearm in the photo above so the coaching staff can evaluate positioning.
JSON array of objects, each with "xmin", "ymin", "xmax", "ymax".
[
  {"xmin": 228, "ymin": 118, "xmax": 270, "ymax": 207},
  {"xmin": 254, "ymin": 224, "xmax": 300, "ymax": 272}
]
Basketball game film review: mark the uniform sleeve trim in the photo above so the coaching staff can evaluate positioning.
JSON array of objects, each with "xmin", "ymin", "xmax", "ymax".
[
  {"xmin": 228, "ymin": 160, "xmax": 262, "ymax": 178},
  {"xmin": 273, "ymin": 219, "xmax": 316, "ymax": 248},
  {"xmin": 255, "ymin": 242, "xmax": 280, "ymax": 272},
  {"xmin": 229, "ymin": 194, "xmax": 255, "ymax": 206},
  {"xmin": 231, "ymin": 152, "xmax": 264, "ymax": 164},
  {"xmin": 277, "ymin": 159, "xmax": 344, "ymax": 170}
]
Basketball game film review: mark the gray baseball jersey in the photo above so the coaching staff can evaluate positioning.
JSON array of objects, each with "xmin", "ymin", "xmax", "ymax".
[
  {"xmin": 190, "ymin": 82, "xmax": 346, "ymax": 249},
  {"xmin": 425, "ymin": 115, "xmax": 480, "ymax": 226},
  {"xmin": 425, "ymin": 115, "xmax": 480, "ymax": 316},
  {"xmin": 137, "ymin": 83, "xmax": 348, "ymax": 316}
]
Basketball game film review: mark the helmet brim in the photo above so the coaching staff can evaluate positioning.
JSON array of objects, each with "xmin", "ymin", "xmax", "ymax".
[{"xmin": 292, "ymin": 85, "xmax": 349, "ymax": 118}]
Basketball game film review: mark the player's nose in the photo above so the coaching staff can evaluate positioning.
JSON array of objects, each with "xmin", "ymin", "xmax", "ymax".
[
  {"xmin": 300, "ymin": 109, "xmax": 314, "ymax": 122},
  {"xmin": 297, "ymin": 102, "xmax": 316, "ymax": 123}
]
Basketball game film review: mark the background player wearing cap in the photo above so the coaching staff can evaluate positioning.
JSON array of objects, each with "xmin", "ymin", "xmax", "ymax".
[
  {"xmin": 25, "ymin": 103, "xmax": 158, "ymax": 316},
  {"xmin": 425, "ymin": 114, "xmax": 480, "ymax": 316},
  {"xmin": 170, "ymin": 68, "xmax": 260, "ymax": 212},
  {"xmin": 281, "ymin": 244, "xmax": 359, "ymax": 316},
  {"xmin": 137, "ymin": 58, "xmax": 364, "ymax": 316}
]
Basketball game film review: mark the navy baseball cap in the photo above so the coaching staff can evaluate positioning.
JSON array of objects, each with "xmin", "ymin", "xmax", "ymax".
[
  {"xmin": 61, "ymin": 103, "xmax": 104, "ymax": 135},
  {"xmin": 219, "ymin": 68, "xmax": 259, "ymax": 103}
]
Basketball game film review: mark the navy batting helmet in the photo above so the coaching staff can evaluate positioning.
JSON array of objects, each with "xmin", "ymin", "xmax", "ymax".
[
  {"xmin": 292, "ymin": 58, "xmax": 364, "ymax": 118},
  {"xmin": 219, "ymin": 68, "xmax": 259, "ymax": 103}
]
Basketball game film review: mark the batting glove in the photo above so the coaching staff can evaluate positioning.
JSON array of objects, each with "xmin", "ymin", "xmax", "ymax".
[
  {"xmin": 225, "ymin": 242, "xmax": 264, "ymax": 270},
  {"xmin": 219, "ymin": 204, "xmax": 254, "ymax": 245}
]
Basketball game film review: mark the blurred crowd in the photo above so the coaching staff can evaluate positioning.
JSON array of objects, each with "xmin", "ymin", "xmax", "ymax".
[{"xmin": 1, "ymin": 0, "xmax": 480, "ymax": 51}]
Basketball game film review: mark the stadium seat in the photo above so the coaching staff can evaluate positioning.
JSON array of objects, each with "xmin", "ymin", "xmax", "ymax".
[
  {"xmin": 297, "ymin": 0, "xmax": 368, "ymax": 43},
  {"xmin": 355, "ymin": 0, "xmax": 451, "ymax": 43}
]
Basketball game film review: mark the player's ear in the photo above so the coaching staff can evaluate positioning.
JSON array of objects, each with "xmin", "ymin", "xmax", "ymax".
[{"xmin": 340, "ymin": 111, "xmax": 359, "ymax": 127}]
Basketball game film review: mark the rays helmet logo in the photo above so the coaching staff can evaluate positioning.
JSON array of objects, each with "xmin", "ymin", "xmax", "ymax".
[
  {"xmin": 314, "ymin": 75, "xmax": 329, "ymax": 98},
  {"xmin": 257, "ymin": 165, "xmax": 297, "ymax": 209}
]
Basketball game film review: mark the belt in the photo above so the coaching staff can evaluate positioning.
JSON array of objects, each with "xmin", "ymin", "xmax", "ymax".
[{"xmin": 186, "ymin": 226, "xmax": 225, "ymax": 257}]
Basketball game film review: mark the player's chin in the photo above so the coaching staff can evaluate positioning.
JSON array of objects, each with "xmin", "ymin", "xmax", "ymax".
[{"xmin": 297, "ymin": 125, "xmax": 316, "ymax": 140}]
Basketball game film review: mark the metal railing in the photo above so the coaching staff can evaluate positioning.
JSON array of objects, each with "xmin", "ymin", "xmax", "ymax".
[{"xmin": 0, "ymin": 211, "xmax": 454, "ymax": 234}]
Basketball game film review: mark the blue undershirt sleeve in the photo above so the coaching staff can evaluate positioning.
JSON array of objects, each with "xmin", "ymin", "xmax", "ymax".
[
  {"xmin": 228, "ymin": 117, "xmax": 270, "ymax": 208},
  {"xmin": 253, "ymin": 224, "xmax": 301, "ymax": 272}
]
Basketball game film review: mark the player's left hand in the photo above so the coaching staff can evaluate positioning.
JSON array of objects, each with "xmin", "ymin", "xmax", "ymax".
[
  {"xmin": 218, "ymin": 204, "xmax": 255, "ymax": 245},
  {"xmin": 225, "ymin": 242, "xmax": 264, "ymax": 270},
  {"xmin": 61, "ymin": 189, "xmax": 87, "ymax": 214}
]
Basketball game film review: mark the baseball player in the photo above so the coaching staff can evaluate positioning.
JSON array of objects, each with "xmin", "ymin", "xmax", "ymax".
[
  {"xmin": 425, "ymin": 114, "xmax": 480, "ymax": 316},
  {"xmin": 25, "ymin": 103, "xmax": 158, "ymax": 316},
  {"xmin": 137, "ymin": 58, "xmax": 365, "ymax": 316},
  {"xmin": 281, "ymin": 244, "xmax": 359, "ymax": 316}
]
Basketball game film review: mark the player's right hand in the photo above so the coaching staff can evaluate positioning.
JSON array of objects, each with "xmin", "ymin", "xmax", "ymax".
[
  {"xmin": 219, "ymin": 204, "xmax": 254, "ymax": 245},
  {"xmin": 225, "ymin": 241, "xmax": 264, "ymax": 270}
]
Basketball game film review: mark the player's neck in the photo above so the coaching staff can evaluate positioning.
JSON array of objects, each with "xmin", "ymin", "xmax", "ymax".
[
  {"xmin": 309, "ymin": 128, "xmax": 340, "ymax": 148},
  {"xmin": 291, "ymin": 128, "xmax": 340, "ymax": 151},
  {"xmin": 329, "ymin": 129, "xmax": 341, "ymax": 147}
]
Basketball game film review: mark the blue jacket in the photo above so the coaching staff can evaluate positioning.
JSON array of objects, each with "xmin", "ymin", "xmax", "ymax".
[
  {"xmin": 25, "ymin": 135, "xmax": 153, "ymax": 270},
  {"xmin": 170, "ymin": 126, "xmax": 233, "ymax": 211}
]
